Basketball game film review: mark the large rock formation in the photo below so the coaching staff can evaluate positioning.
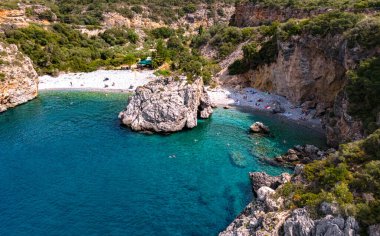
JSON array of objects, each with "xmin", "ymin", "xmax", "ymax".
[
  {"xmin": 220, "ymin": 171, "xmax": 361, "ymax": 236},
  {"xmin": 0, "ymin": 41, "xmax": 38, "ymax": 112},
  {"xmin": 118, "ymin": 77, "xmax": 213, "ymax": 133}
]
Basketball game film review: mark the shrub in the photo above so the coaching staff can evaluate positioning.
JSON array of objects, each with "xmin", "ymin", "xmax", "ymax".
[
  {"xmin": 0, "ymin": 73, "xmax": 6, "ymax": 82},
  {"xmin": 151, "ymin": 27, "xmax": 175, "ymax": 39},
  {"xmin": 182, "ymin": 4, "xmax": 197, "ymax": 14},
  {"xmin": 131, "ymin": 5, "xmax": 143, "ymax": 14},
  {"xmin": 347, "ymin": 16, "xmax": 380, "ymax": 49},
  {"xmin": 346, "ymin": 57, "xmax": 380, "ymax": 134},
  {"xmin": 303, "ymin": 12, "xmax": 362, "ymax": 36}
]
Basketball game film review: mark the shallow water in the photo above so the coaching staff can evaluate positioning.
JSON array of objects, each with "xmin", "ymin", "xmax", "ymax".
[{"xmin": 0, "ymin": 91, "xmax": 326, "ymax": 235}]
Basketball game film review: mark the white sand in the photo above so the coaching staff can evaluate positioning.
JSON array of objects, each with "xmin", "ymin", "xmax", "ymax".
[
  {"xmin": 39, "ymin": 69, "xmax": 157, "ymax": 91},
  {"xmin": 207, "ymin": 87, "xmax": 322, "ymax": 128}
]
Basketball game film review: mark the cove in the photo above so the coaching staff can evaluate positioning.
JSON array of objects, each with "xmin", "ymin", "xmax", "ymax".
[{"xmin": 0, "ymin": 91, "xmax": 326, "ymax": 235}]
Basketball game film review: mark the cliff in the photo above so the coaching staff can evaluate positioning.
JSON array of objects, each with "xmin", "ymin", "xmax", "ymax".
[
  {"xmin": 118, "ymin": 77, "xmax": 213, "ymax": 133},
  {"xmin": 0, "ymin": 41, "xmax": 38, "ymax": 112},
  {"xmin": 231, "ymin": 2, "xmax": 327, "ymax": 27}
]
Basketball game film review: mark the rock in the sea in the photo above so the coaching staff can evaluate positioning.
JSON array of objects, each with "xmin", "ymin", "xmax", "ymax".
[
  {"xmin": 250, "ymin": 122, "xmax": 270, "ymax": 134},
  {"xmin": 118, "ymin": 77, "xmax": 213, "ymax": 133},
  {"xmin": 0, "ymin": 42, "xmax": 38, "ymax": 112}
]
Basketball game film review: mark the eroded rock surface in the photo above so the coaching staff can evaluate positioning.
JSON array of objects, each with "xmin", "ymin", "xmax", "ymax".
[
  {"xmin": 0, "ymin": 41, "xmax": 38, "ymax": 112},
  {"xmin": 118, "ymin": 77, "xmax": 213, "ymax": 133}
]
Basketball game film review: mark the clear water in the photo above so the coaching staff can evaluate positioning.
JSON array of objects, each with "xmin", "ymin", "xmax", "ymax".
[{"xmin": 0, "ymin": 91, "xmax": 326, "ymax": 236}]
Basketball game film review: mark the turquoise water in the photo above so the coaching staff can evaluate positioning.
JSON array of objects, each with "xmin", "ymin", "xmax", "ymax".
[{"xmin": 0, "ymin": 91, "xmax": 326, "ymax": 236}]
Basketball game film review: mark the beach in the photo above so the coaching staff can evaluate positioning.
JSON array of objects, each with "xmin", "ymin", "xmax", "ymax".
[
  {"xmin": 39, "ymin": 69, "xmax": 157, "ymax": 91},
  {"xmin": 38, "ymin": 70, "xmax": 322, "ymax": 128}
]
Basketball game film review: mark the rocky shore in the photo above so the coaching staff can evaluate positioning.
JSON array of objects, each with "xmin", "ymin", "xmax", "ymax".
[
  {"xmin": 219, "ymin": 170, "xmax": 361, "ymax": 236},
  {"xmin": 118, "ymin": 77, "xmax": 213, "ymax": 133}
]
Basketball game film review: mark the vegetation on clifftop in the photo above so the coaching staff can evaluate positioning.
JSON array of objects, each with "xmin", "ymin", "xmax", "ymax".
[{"xmin": 242, "ymin": 0, "xmax": 380, "ymax": 10}]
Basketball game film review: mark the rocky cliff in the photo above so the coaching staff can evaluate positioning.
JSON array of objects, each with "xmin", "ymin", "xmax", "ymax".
[
  {"xmin": 0, "ymin": 41, "xmax": 38, "ymax": 112},
  {"xmin": 219, "ymin": 171, "xmax": 361, "ymax": 236},
  {"xmin": 231, "ymin": 33, "xmax": 374, "ymax": 146},
  {"xmin": 231, "ymin": 2, "xmax": 327, "ymax": 27},
  {"xmin": 118, "ymin": 77, "xmax": 213, "ymax": 133}
]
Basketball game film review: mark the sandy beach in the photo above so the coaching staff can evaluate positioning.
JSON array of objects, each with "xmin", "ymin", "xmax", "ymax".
[
  {"xmin": 38, "ymin": 70, "xmax": 322, "ymax": 128},
  {"xmin": 39, "ymin": 70, "xmax": 157, "ymax": 91}
]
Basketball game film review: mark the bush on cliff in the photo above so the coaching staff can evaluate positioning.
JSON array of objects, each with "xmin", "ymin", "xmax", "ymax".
[
  {"xmin": 278, "ymin": 129, "xmax": 380, "ymax": 228},
  {"xmin": 346, "ymin": 57, "xmax": 380, "ymax": 134}
]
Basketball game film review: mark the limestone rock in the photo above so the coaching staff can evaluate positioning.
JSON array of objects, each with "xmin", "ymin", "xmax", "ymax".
[
  {"xmin": 284, "ymin": 209, "xmax": 360, "ymax": 236},
  {"xmin": 249, "ymin": 172, "xmax": 291, "ymax": 194},
  {"xmin": 256, "ymin": 187, "xmax": 275, "ymax": 201},
  {"xmin": 320, "ymin": 202, "xmax": 340, "ymax": 216},
  {"xmin": 314, "ymin": 215, "xmax": 359, "ymax": 236},
  {"xmin": 118, "ymin": 77, "xmax": 213, "ymax": 133},
  {"xmin": 284, "ymin": 208, "xmax": 315, "ymax": 236},
  {"xmin": 250, "ymin": 122, "xmax": 270, "ymax": 134},
  {"xmin": 0, "ymin": 42, "xmax": 38, "ymax": 112},
  {"xmin": 369, "ymin": 224, "xmax": 380, "ymax": 236}
]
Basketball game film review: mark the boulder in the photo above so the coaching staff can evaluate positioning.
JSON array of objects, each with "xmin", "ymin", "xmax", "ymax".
[
  {"xmin": 249, "ymin": 172, "xmax": 291, "ymax": 194},
  {"xmin": 118, "ymin": 77, "xmax": 213, "ymax": 133},
  {"xmin": 257, "ymin": 186, "xmax": 275, "ymax": 201},
  {"xmin": 272, "ymin": 100, "xmax": 286, "ymax": 114},
  {"xmin": 250, "ymin": 122, "xmax": 270, "ymax": 134}
]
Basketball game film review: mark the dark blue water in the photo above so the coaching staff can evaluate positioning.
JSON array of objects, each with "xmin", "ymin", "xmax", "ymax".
[{"xmin": 0, "ymin": 91, "xmax": 325, "ymax": 235}]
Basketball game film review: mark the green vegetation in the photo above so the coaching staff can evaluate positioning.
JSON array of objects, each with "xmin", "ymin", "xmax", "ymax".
[
  {"xmin": 346, "ymin": 57, "xmax": 380, "ymax": 134},
  {"xmin": 2, "ymin": 24, "xmax": 143, "ymax": 75},
  {"xmin": 277, "ymin": 129, "xmax": 380, "ymax": 229},
  {"xmin": 192, "ymin": 24, "xmax": 255, "ymax": 59},
  {"xmin": 1, "ymin": 0, "xmax": 235, "ymax": 26},
  {"xmin": 0, "ymin": 73, "xmax": 6, "ymax": 82},
  {"xmin": 244, "ymin": 0, "xmax": 380, "ymax": 10}
]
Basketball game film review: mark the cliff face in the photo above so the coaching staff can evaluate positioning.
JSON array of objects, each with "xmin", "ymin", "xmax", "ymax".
[
  {"xmin": 238, "ymin": 34, "xmax": 372, "ymax": 146},
  {"xmin": 231, "ymin": 2, "xmax": 327, "ymax": 27},
  {"xmin": 244, "ymin": 35, "xmax": 348, "ymax": 110},
  {"xmin": 0, "ymin": 42, "xmax": 38, "ymax": 112}
]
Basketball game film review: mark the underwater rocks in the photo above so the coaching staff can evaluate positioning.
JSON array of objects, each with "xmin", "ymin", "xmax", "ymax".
[
  {"xmin": 0, "ymin": 42, "xmax": 38, "ymax": 112},
  {"xmin": 118, "ymin": 77, "xmax": 213, "ymax": 133},
  {"xmin": 250, "ymin": 122, "xmax": 270, "ymax": 134},
  {"xmin": 229, "ymin": 151, "xmax": 248, "ymax": 168}
]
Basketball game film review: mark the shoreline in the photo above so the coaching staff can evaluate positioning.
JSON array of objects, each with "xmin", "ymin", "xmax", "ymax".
[
  {"xmin": 207, "ymin": 86, "xmax": 323, "ymax": 130},
  {"xmin": 38, "ymin": 70, "xmax": 324, "ymax": 132}
]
